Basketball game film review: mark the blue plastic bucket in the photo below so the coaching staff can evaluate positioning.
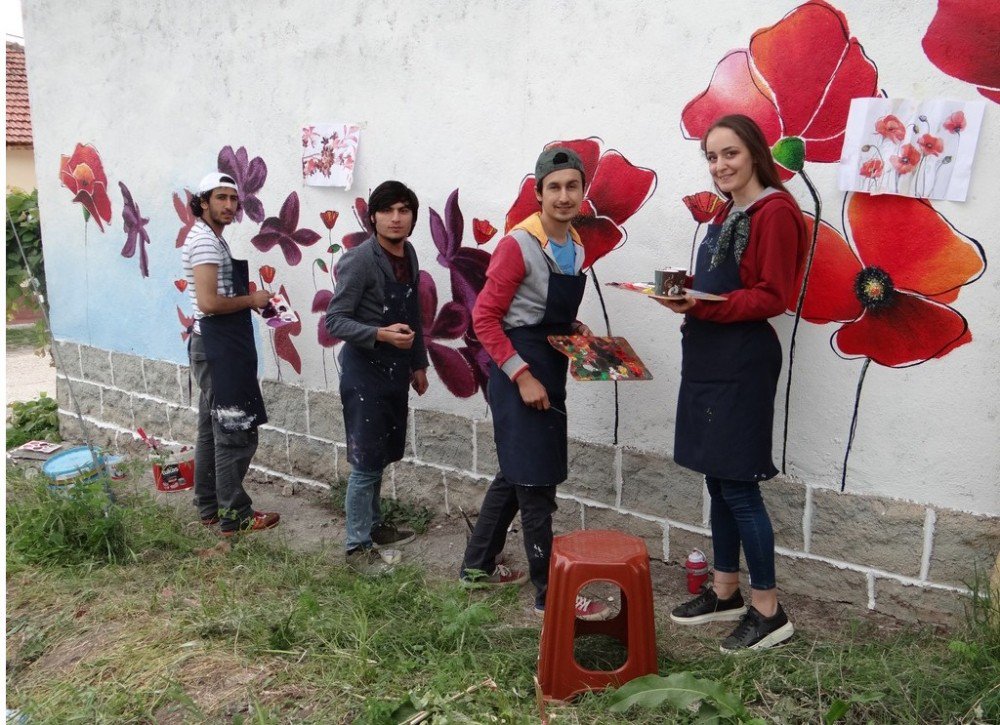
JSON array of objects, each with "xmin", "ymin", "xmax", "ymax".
[{"xmin": 41, "ymin": 446, "xmax": 105, "ymax": 487}]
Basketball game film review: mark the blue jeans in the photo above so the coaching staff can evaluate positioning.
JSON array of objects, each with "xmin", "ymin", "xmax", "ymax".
[
  {"xmin": 706, "ymin": 476, "xmax": 776, "ymax": 590},
  {"xmin": 345, "ymin": 466, "xmax": 384, "ymax": 551}
]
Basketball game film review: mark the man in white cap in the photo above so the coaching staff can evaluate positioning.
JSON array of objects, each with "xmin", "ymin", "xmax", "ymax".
[{"xmin": 181, "ymin": 172, "xmax": 280, "ymax": 537}]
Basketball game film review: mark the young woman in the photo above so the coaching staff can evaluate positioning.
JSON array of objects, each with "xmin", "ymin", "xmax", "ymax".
[{"xmin": 657, "ymin": 114, "xmax": 807, "ymax": 652}]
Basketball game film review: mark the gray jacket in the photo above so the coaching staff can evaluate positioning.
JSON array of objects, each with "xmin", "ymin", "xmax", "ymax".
[{"xmin": 325, "ymin": 236, "xmax": 429, "ymax": 370}]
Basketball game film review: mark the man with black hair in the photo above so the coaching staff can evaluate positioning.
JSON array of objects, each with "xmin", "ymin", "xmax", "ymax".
[
  {"xmin": 325, "ymin": 180, "xmax": 429, "ymax": 575},
  {"xmin": 182, "ymin": 172, "xmax": 280, "ymax": 537},
  {"xmin": 459, "ymin": 148, "xmax": 609, "ymax": 621}
]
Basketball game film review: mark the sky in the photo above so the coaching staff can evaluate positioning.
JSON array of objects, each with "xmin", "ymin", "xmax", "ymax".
[{"xmin": 5, "ymin": 0, "xmax": 24, "ymax": 42}]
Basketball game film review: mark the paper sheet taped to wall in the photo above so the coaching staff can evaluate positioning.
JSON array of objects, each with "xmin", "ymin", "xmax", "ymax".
[
  {"xmin": 302, "ymin": 123, "xmax": 360, "ymax": 190},
  {"xmin": 837, "ymin": 98, "xmax": 985, "ymax": 202}
]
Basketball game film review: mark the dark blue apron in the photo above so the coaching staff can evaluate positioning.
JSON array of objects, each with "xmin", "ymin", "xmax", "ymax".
[
  {"xmin": 674, "ymin": 218, "xmax": 781, "ymax": 482},
  {"xmin": 488, "ymin": 261, "xmax": 587, "ymax": 487},
  {"xmin": 199, "ymin": 254, "xmax": 268, "ymax": 432},
  {"xmin": 339, "ymin": 275, "xmax": 420, "ymax": 470}
]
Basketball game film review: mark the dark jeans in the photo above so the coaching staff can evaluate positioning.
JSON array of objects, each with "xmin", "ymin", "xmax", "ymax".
[
  {"xmin": 707, "ymin": 476, "xmax": 776, "ymax": 590},
  {"xmin": 190, "ymin": 334, "xmax": 257, "ymax": 531},
  {"xmin": 461, "ymin": 473, "xmax": 557, "ymax": 608}
]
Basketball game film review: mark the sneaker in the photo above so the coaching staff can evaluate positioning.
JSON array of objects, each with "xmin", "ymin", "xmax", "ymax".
[
  {"xmin": 220, "ymin": 510, "xmax": 280, "ymax": 538},
  {"xmin": 670, "ymin": 588, "xmax": 747, "ymax": 625},
  {"xmin": 533, "ymin": 595, "xmax": 613, "ymax": 621},
  {"xmin": 346, "ymin": 546, "xmax": 400, "ymax": 575},
  {"xmin": 371, "ymin": 522, "xmax": 415, "ymax": 548},
  {"xmin": 720, "ymin": 605, "xmax": 794, "ymax": 653},
  {"xmin": 461, "ymin": 563, "xmax": 528, "ymax": 588}
]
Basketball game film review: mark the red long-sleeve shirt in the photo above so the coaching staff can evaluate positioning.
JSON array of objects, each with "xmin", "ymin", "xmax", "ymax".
[{"xmin": 688, "ymin": 191, "xmax": 807, "ymax": 323}]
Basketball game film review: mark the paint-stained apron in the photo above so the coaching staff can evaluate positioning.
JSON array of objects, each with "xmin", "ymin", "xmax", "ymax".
[
  {"xmin": 674, "ymin": 221, "xmax": 781, "ymax": 482},
  {"xmin": 199, "ymin": 255, "xmax": 268, "ymax": 432},
  {"xmin": 489, "ymin": 269, "xmax": 587, "ymax": 487},
  {"xmin": 339, "ymin": 277, "xmax": 420, "ymax": 470}
]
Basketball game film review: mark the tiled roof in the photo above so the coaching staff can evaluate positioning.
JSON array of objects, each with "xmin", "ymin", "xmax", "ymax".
[{"xmin": 7, "ymin": 42, "xmax": 33, "ymax": 147}]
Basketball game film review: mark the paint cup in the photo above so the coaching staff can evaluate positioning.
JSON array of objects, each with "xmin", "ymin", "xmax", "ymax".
[
  {"xmin": 152, "ymin": 446, "xmax": 195, "ymax": 492},
  {"xmin": 685, "ymin": 548, "xmax": 710, "ymax": 594},
  {"xmin": 654, "ymin": 267, "xmax": 688, "ymax": 296}
]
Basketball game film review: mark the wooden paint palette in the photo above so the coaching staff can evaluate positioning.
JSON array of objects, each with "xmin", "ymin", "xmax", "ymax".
[
  {"xmin": 547, "ymin": 335, "xmax": 653, "ymax": 382},
  {"xmin": 605, "ymin": 281, "xmax": 727, "ymax": 302}
]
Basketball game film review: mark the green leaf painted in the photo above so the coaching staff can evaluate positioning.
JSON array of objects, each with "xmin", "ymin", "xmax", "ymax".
[
  {"xmin": 315, "ymin": 259, "xmax": 329, "ymax": 273},
  {"xmin": 772, "ymin": 136, "xmax": 805, "ymax": 172},
  {"xmin": 327, "ymin": 244, "xmax": 341, "ymax": 254}
]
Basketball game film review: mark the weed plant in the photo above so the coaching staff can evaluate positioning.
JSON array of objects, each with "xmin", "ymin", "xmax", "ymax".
[
  {"xmin": 6, "ymin": 392, "xmax": 60, "ymax": 449},
  {"xmin": 6, "ymin": 463, "xmax": 998, "ymax": 723}
]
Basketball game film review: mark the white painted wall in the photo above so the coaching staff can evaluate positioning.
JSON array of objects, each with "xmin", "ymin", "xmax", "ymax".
[{"xmin": 23, "ymin": 0, "xmax": 1000, "ymax": 514}]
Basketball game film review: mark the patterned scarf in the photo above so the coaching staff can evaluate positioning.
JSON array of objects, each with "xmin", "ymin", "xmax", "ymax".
[{"xmin": 707, "ymin": 210, "xmax": 751, "ymax": 272}]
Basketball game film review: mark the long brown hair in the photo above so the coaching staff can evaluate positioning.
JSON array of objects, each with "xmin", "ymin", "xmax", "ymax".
[{"xmin": 700, "ymin": 114, "xmax": 789, "ymax": 197}]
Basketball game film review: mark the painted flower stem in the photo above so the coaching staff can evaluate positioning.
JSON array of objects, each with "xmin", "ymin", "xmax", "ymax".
[
  {"xmin": 688, "ymin": 223, "xmax": 701, "ymax": 274},
  {"xmin": 841, "ymin": 358, "xmax": 871, "ymax": 491},
  {"xmin": 781, "ymin": 169, "xmax": 823, "ymax": 473},
  {"xmin": 588, "ymin": 266, "xmax": 619, "ymax": 446}
]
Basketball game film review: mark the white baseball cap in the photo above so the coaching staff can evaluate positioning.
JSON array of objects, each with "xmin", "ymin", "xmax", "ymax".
[{"xmin": 197, "ymin": 172, "xmax": 239, "ymax": 194}]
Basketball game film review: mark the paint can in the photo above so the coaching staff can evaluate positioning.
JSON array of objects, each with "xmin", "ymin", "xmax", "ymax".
[
  {"xmin": 42, "ymin": 446, "xmax": 105, "ymax": 489},
  {"xmin": 153, "ymin": 447, "xmax": 195, "ymax": 492},
  {"xmin": 685, "ymin": 549, "xmax": 710, "ymax": 594}
]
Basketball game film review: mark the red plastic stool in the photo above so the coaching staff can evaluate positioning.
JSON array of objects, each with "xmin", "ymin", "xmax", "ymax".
[{"xmin": 537, "ymin": 529, "xmax": 658, "ymax": 702}]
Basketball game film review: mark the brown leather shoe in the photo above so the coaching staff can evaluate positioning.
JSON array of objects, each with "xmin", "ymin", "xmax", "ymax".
[{"xmin": 221, "ymin": 511, "xmax": 280, "ymax": 537}]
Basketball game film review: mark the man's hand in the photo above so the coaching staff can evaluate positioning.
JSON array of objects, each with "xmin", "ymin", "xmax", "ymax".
[
  {"xmin": 516, "ymin": 370, "xmax": 549, "ymax": 410},
  {"xmin": 573, "ymin": 321, "xmax": 593, "ymax": 337},
  {"xmin": 249, "ymin": 290, "xmax": 272, "ymax": 309},
  {"xmin": 411, "ymin": 368, "xmax": 429, "ymax": 395},
  {"xmin": 377, "ymin": 323, "xmax": 415, "ymax": 349},
  {"xmin": 654, "ymin": 292, "xmax": 697, "ymax": 314}
]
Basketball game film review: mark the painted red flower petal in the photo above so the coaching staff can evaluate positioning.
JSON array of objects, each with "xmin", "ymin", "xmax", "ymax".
[
  {"xmin": 273, "ymin": 285, "xmax": 302, "ymax": 374},
  {"xmin": 796, "ymin": 216, "xmax": 863, "ymax": 323},
  {"xmin": 430, "ymin": 301, "xmax": 471, "ymax": 340},
  {"xmin": 259, "ymin": 265, "xmax": 276, "ymax": 284},
  {"xmin": 173, "ymin": 191, "xmax": 195, "ymax": 248},
  {"xmin": 584, "ymin": 150, "xmax": 656, "ymax": 226},
  {"xmin": 834, "ymin": 293, "xmax": 971, "ymax": 367},
  {"xmin": 846, "ymin": 194, "xmax": 985, "ymax": 300},
  {"xmin": 320, "ymin": 210, "xmax": 339, "ymax": 229},
  {"xmin": 750, "ymin": 2, "xmax": 877, "ymax": 155},
  {"xmin": 922, "ymin": 0, "xmax": 1000, "ymax": 104},
  {"xmin": 311, "ymin": 289, "xmax": 339, "ymax": 348},
  {"xmin": 472, "ymin": 218, "xmax": 497, "ymax": 244},
  {"xmin": 681, "ymin": 50, "xmax": 782, "ymax": 145},
  {"xmin": 683, "ymin": 191, "xmax": 726, "ymax": 223},
  {"xmin": 504, "ymin": 177, "xmax": 538, "ymax": 232},
  {"xmin": 575, "ymin": 216, "xmax": 625, "ymax": 270}
]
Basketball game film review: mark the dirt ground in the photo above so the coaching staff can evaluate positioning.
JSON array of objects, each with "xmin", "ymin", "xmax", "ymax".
[{"xmin": 5, "ymin": 346, "xmax": 56, "ymax": 410}]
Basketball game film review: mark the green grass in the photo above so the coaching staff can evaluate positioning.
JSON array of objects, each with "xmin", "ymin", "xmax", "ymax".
[
  {"xmin": 6, "ymin": 321, "xmax": 48, "ymax": 352},
  {"xmin": 6, "ymin": 464, "xmax": 999, "ymax": 724}
]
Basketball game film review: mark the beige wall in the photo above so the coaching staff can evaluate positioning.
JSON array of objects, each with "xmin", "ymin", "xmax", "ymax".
[{"xmin": 6, "ymin": 147, "xmax": 37, "ymax": 191}]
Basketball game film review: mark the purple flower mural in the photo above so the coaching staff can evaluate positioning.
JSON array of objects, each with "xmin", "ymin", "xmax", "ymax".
[
  {"xmin": 429, "ymin": 189, "xmax": 492, "ymax": 315},
  {"xmin": 250, "ymin": 192, "xmax": 321, "ymax": 266},
  {"xmin": 217, "ymin": 145, "xmax": 268, "ymax": 223},
  {"xmin": 418, "ymin": 271, "xmax": 478, "ymax": 397},
  {"xmin": 341, "ymin": 197, "xmax": 374, "ymax": 249},
  {"xmin": 118, "ymin": 181, "xmax": 150, "ymax": 277}
]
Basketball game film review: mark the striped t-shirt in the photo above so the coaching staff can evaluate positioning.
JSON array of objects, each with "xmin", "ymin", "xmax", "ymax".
[{"xmin": 181, "ymin": 219, "xmax": 234, "ymax": 334}]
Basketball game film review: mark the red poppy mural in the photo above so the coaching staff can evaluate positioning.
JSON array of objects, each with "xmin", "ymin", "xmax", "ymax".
[
  {"xmin": 504, "ymin": 137, "xmax": 656, "ymax": 270},
  {"xmin": 681, "ymin": 0, "xmax": 879, "ymax": 176},
  {"xmin": 680, "ymin": 0, "xmax": 879, "ymax": 471},
  {"xmin": 682, "ymin": 191, "xmax": 726, "ymax": 271},
  {"xmin": 59, "ymin": 143, "xmax": 112, "ymax": 231},
  {"xmin": 922, "ymin": 0, "xmax": 1000, "ymax": 104},
  {"xmin": 472, "ymin": 218, "xmax": 497, "ymax": 245},
  {"xmin": 798, "ymin": 193, "xmax": 985, "ymax": 487}
]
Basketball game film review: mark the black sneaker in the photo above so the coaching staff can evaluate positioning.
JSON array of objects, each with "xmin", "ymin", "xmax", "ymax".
[
  {"xmin": 670, "ymin": 588, "xmax": 747, "ymax": 625},
  {"xmin": 371, "ymin": 522, "xmax": 415, "ymax": 548},
  {"xmin": 720, "ymin": 604, "xmax": 794, "ymax": 653}
]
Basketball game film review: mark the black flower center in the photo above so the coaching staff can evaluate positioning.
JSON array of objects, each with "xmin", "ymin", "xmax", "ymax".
[{"xmin": 854, "ymin": 266, "xmax": 895, "ymax": 310}]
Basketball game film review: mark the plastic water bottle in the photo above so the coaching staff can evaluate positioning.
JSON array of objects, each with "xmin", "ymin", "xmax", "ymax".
[{"xmin": 685, "ymin": 549, "xmax": 709, "ymax": 594}]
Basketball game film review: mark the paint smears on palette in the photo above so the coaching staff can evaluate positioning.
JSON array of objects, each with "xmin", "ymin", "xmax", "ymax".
[
  {"xmin": 605, "ymin": 281, "xmax": 727, "ymax": 302},
  {"xmin": 548, "ymin": 335, "xmax": 653, "ymax": 382}
]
